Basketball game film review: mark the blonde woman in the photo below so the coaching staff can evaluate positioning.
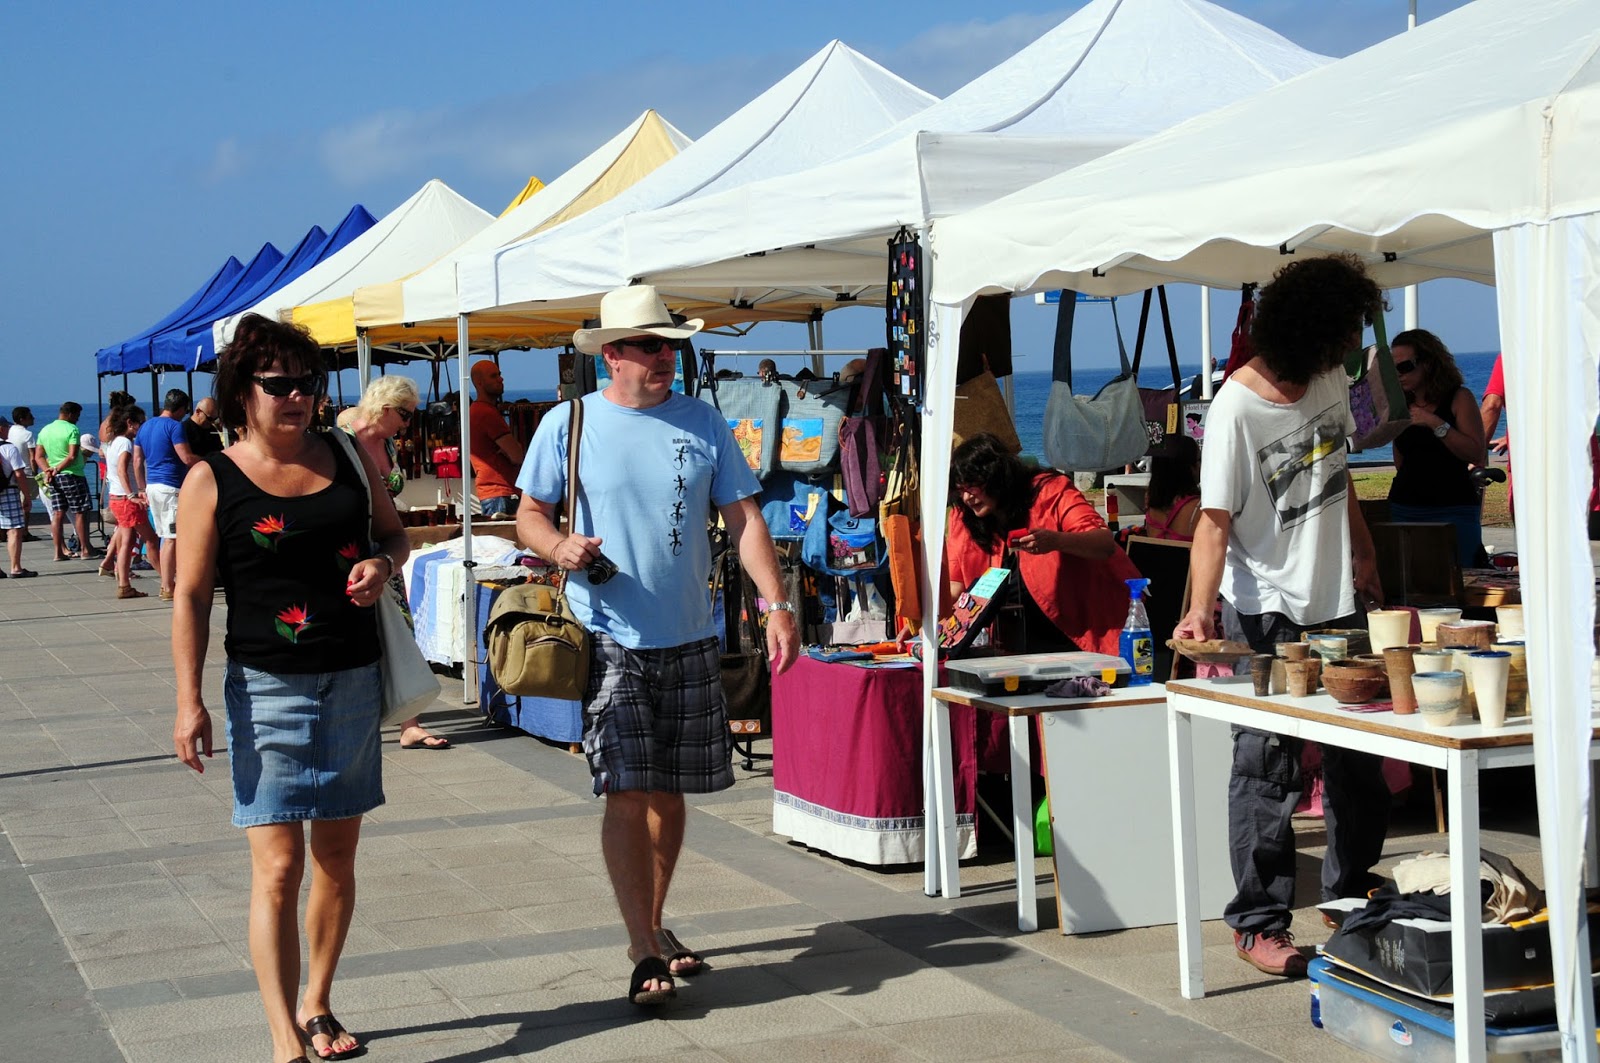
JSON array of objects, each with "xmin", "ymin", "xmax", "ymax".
[{"xmin": 344, "ymin": 376, "xmax": 449, "ymax": 751}]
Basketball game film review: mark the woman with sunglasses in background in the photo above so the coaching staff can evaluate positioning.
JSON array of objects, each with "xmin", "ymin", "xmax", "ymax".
[
  {"xmin": 1386, "ymin": 328, "xmax": 1488, "ymax": 567},
  {"xmin": 172, "ymin": 314, "xmax": 408, "ymax": 1063},
  {"xmin": 340, "ymin": 375, "xmax": 450, "ymax": 751}
]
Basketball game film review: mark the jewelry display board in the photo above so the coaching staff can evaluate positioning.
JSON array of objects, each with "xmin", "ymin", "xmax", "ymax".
[{"xmin": 886, "ymin": 227, "xmax": 925, "ymax": 408}]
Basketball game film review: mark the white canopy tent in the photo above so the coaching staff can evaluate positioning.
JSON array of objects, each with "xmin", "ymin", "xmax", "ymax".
[
  {"xmin": 928, "ymin": 1, "xmax": 1599, "ymax": 1059},
  {"xmin": 455, "ymin": 39, "xmax": 936, "ymax": 317},
  {"xmin": 501, "ymin": 0, "xmax": 1329, "ymax": 311},
  {"xmin": 214, "ymin": 178, "xmax": 493, "ymax": 353}
]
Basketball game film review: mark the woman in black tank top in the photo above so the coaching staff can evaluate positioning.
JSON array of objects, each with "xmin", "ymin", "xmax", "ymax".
[
  {"xmin": 1385, "ymin": 329, "xmax": 1488, "ymax": 566},
  {"xmin": 170, "ymin": 315, "xmax": 410, "ymax": 1063}
]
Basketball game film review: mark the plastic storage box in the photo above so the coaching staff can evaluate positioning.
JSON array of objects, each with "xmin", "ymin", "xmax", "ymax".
[
  {"xmin": 945, "ymin": 651, "xmax": 1131, "ymax": 695},
  {"xmin": 1310, "ymin": 958, "xmax": 1564, "ymax": 1062}
]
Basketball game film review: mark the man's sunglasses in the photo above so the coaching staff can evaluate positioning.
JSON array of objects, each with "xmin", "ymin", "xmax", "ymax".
[
  {"xmin": 1393, "ymin": 359, "xmax": 1419, "ymax": 375},
  {"xmin": 390, "ymin": 405, "xmax": 415, "ymax": 423},
  {"xmin": 616, "ymin": 337, "xmax": 680, "ymax": 355},
  {"xmin": 252, "ymin": 373, "xmax": 321, "ymax": 398}
]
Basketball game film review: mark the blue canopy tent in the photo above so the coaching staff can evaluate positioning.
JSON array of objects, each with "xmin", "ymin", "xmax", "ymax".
[
  {"xmin": 95, "ymin": 256, "xmax": 243, "ymax": 377},
  {"xmin": 121, "ymin": 241, "xmax": 284, "ymax": 375},
  {"xmin": 170, "ymin": 204, "xmax": 378, "ymax": 372}
]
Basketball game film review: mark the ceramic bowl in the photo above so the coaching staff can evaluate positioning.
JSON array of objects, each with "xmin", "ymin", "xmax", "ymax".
[
  {"xmin": 1306, "ymin": 627, "xmax": 1371, "ymax": 656},
  {"xmin": 1320, "ymin": 658, "xmax": 1390, "ymax": 704}
]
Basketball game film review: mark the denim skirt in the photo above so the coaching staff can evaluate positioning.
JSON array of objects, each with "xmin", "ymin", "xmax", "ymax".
[{"xmin": 224, "ymin": 660, "xmax": 385, "ymax": 828}]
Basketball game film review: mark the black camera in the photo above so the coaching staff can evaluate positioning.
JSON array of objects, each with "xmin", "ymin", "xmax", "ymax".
[{"xmin": 585, "ymin": 552, "xmax": 619, "ymax": 585}]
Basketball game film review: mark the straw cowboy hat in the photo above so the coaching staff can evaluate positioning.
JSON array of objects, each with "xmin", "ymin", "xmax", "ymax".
[{"xmin": 573, "ymin": 286, "xmax": 704, "ymax": 355}]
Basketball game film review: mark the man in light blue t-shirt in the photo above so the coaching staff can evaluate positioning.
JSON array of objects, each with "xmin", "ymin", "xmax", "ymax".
[
  {"xmin": 134, "ymin": 389, "xmax": 196, "ymax": 600},
  {"xmin": 517, "ymin": 286, "xmax": 798, "ymax": 1008}
]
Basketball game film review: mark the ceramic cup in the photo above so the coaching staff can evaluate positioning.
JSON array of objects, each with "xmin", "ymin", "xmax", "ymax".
[
  {"xmin": 1279, "ymin": 641, "xmax": 1312, "ymax": 662},
  {"xmin": 1286, "ymin": 659, "xmax": 1322, "ymax": 697},
  {"xmin": 1383, "ymin": 646, "xmax": 1419, "ymax": 715},
  {"xmin": 1412, "ymin": 670, "xmax": 1465, "ymax": 728},
  {"xmin": 1469, "ymin": 650, "xmax": 1512, "ymax": 728},
  {"xmin": 1307, "ymin": 634, "xmax": 1348, "ymax": 663},
  {"xmin": 1249, "ymin": 654, "xmax": 1274, "ymax": 697},
  {"xmin": 1448, "ymin": 647, "xmax": 1481, "ymax": 717},
  {"xmin": 1367, "ymin": 609, "xmax": 1413, "ymax": 653},
  {"xmin": 1492, "ymin": 640, "xmax": 1529, "ymax": 717},
  {"xmin": 1418, "ymin": 608, "xmax": 1464, "ymax": 644},
  {"xmin": 1496, "ymin": 605, "xmax": 1525, "ymax": 640},
  {"xmin": 1437, "ymin": 620, "xmax": 1496, "ymax": 651},
  {"xmin": 1413, "ymin": 647, "xmax": 1455, "ymax": 674}
]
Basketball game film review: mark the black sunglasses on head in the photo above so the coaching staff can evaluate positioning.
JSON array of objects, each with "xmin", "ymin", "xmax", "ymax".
[
  {"xmin": 616, "ymin": 337, "xmax": 679, "ymax": 355},
  {"xmin": 1393, "ymin": 358, "xmax": 1419, "ymax": 375},
  {"xmin": 252, "ymin": 373, "xmax": 320, "ymax": 398}
]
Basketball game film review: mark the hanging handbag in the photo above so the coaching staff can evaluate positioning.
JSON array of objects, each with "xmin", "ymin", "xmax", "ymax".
[
  {"xmin": 482, "ymin": 400, "xmax": 592, "ymax": 700},
  {"xmin": 1130, "ymin": 287, "xmax": 1185, "ymax": 457},
  {"xmin": 714, "ymin": 550, "xmax": 770, "ymax": 726},
  {"xmin": 1041, "ymin": 293, "xmax": 1148, "ymax": 472},
  {"xmin": 951, "ymin": 368, "xmax": 1023, "ymax": 454},
  {"xmin": 878, "ymin": 403, "xmax": 922, "ymax": 624},
  {"xmin": 330, "ymin": 430, "xmax": 441, "ymax": 725},
  {"xmin": 839, "ymin": 347, "xmax": 888, "ymax": 517},
  {"xmin": 757, "ymin": 470, "xmax": 829, "ymax": 542},
  {"xmin": 1347, "ymin": 312, "xmax": 1411, "ymax": 452},
  {"xmin": 775, "ymin": 376, "xmax": 851, "ymax": 473},
  {"xmin": 803, "ymin": 489, "xmax": 886, "ymax": 578},
  {"xmin": 701, "ymin": 370, "xmax": 781, "ymax": 480}
]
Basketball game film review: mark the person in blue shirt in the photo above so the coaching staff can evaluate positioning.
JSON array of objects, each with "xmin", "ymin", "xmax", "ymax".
[
  {"xmin": 517, "ymin": 286, "xmax": 798, "ymax": 1008},
  {"xmin": 134, "ymin": 389, "xmax": 196, "ymax": 600}
]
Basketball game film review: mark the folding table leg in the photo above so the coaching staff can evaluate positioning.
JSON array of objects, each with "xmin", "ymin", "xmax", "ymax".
[
  {"xmin": 1447, "ymin": 749, "xmax": 1485, "ymax": 1063},
  {"xmin": 1009, "ymin": 716, "xmax": 1037, "ymax": 932}
]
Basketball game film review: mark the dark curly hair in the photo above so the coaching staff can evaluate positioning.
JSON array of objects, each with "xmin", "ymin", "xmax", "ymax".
[
  {"xmin": 950, "ymin": 433, "xmax": 1047, "ymax": 549},
  {"xmin": 1389, "ymin": 328, "xmax": 1463, "ymax": 408},
  {"xmin": 215, "ymin": 313, "xmax": 326, "ymax": 435},
  {"xmin": 1251, "ymin": 254, "xmax": 1384, "ymax": 386},
  {"xmin": 108, "ymin": 405, "xmax": 146, "ymax": 439},
  {"xmin": 1147, "ymin": 434, "xmax": 1201, "ymax": 513}
]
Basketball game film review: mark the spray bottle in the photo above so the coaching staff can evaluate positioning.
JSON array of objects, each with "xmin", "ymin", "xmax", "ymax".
[{"xmin": 1120, "ymin": 577, "xmax": 1153, "ymax": 686}]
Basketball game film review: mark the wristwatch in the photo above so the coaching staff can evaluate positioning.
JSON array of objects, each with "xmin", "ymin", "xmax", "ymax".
[
  {"xmin": 1432, "ymin": 423, "xmax": 1450, "ymax": 439},
  {"xmin": 764, "ymin": 600, "xmax": 797, "ymax": 617}
]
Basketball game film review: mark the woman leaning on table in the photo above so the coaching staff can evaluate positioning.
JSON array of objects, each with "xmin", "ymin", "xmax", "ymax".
[
  {"xmin": 340, "ymin": 374, "xmax": 449, "ymax": 751},
  {"xmin": 171, "ymin": 313, "xmax": 408, "ymax": 1063},
  {"xmin": 1385, "ymin": 328, "xmax": 1488, "ymax": 567}
]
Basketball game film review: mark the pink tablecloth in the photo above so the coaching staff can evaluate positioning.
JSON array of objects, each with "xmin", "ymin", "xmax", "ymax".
[{"xmin": 771, "ymin": 657, "xmax": 979, "ymax": 865}]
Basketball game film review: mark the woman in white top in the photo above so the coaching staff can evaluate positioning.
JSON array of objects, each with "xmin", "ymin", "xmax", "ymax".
[{"xmin": 104, "ymin": 406, "xmax": 161, "ymax": 599}]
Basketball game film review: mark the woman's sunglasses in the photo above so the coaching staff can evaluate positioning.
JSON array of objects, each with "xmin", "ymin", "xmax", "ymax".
[
  {"xmin": 252, "ymin": 373, "xmax": 320, "ymax": 397},
  {"xmin": 1393, "ymin": 358, "xmax": 1419, "ymax": 375},
  {"xmin": 390, "ymin": 405, "xmax": 415, "ymax": 423}
]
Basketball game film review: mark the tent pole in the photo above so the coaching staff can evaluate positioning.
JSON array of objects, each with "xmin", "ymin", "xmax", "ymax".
[
  {"xmin": 185, "ymin": 371, "xmax": 194, "ymax": 402},
  {"xmin": 1403, "ymin": 4, "xmax": 1419, "ymax": 331},
  {"xmin": 457, "ymin": 314, "xmax": 478, "ymax": 707},
  {"xmin": 151, "ymin": 371, "xmax": 159, "ymax": 411},
  {"xmin": 809, "ymin": 310, "xmax": 825, "ymax": 375},
  {"xmin": 357, "ymin": 332, "xmax": 373, "ymax": 392},
  {"xmin": 1199, "ymin": 286, "xmax": 1214, "ymax": 398}
]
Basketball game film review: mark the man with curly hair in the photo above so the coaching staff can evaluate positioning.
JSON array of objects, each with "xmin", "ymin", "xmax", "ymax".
[{"xmin": 1174, "ymin": 253, "xmax": 1388, "ymax": 979}]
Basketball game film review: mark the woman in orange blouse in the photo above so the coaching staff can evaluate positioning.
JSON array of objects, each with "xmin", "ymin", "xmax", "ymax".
[{"xmin": 945, "ymin": 434, "xmax": 1141, "ymax": 655}]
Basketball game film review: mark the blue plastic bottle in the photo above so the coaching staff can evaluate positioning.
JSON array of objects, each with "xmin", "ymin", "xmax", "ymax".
[{"xmin": 1120, "ymin": 577, "xmax": 1154, "ymax": 685}]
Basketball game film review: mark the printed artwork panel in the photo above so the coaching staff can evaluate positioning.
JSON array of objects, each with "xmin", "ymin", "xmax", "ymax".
[
  {"xmin": 779, "ymin": 417, "xmax": 823, "ymax": 466},
  {"xmin": 728, "ymin": 418, "xmax": 764, "ymax": 472}
]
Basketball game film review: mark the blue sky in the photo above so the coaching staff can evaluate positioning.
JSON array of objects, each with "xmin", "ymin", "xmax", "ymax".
[{"xmin": 1, "ymin": 0, "xmax": 1486, "ymax": 408}]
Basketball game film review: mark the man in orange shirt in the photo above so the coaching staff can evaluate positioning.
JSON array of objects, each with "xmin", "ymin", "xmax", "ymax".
[{"xmin": 469, "ymin": 361, "xmax": 524, "ymax": 518}]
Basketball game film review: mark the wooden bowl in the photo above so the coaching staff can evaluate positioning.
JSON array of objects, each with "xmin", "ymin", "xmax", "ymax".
[{"xmin": 1321, "ymin": 658, "xmax": 1390, "ymax": 704}]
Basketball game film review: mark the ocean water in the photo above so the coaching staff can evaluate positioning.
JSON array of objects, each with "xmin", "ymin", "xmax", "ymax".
[{"xmin": 1007, "ymin": 350, "xmax": 1501, "ymax": 467}]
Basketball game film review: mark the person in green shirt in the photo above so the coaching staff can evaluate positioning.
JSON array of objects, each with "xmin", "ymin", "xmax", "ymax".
[{"xmin": 34, "ymin": 402, "xmax": 98, "ymax": 562}]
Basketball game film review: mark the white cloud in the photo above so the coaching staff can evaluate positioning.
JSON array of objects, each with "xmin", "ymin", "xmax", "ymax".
[{"xmin": 200, "ymin": 136, "xmax": 251, "ymax": 185}]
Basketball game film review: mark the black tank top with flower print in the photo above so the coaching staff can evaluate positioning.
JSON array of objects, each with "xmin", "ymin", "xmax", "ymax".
[{"xmin": 206, "ymin": 432, "xmax": 380, "ymax": 673}]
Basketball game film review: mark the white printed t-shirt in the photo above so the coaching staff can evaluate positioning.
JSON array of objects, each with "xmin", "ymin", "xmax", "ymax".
[{"xmin": 1199, "ymin": 366, "xmax": 1355, "ymax": 625}]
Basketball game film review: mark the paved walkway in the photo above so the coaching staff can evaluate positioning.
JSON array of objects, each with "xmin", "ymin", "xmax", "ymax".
[{"xmin": 0, "ymin": 533, "xmax": 1546, "ymax": 1062}]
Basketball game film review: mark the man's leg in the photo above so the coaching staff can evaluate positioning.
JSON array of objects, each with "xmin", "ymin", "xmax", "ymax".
[
  {"xmin": 602, "ymin": 790, "xmax": 672, "ymax": 995},
  {"xmin": 6, "ymin": 528, "xmax": 21, "ymax": 573},
  {"xmin": 46, "ymin": 487, "xmax": 65, "ymax": 557},
  {"xmin": 72, "ymin": 510, "xmax": 92, "ymax": 557},
  {"xmin": 158, "ymin": 536, "xmax": 177, "ymax": 596},
  {"xmin": 647, "ymin": 793, "xmax": 687, "ymax": 955},
  {"xmin": 1320, "ymin": 746, "xmax": 1391, "ymax": 902}
]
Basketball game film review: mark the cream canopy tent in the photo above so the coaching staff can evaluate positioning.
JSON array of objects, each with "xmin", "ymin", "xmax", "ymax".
[
  {"xmin": 929, "ymin": 1, "xmax": 1599, "ymax": 1058},
  {"xmin": 351, "ymin": 110, "xmax": 692, "ymax": 353},
  {"xmin": 454, "ymin": 39, "xmax": 936, "ymax": 330},
  {"xmin": 506, "ymin": 0, "xmax": 1328, "ymax": 313},
  {"xmin": 214, "ymin": 179, "xmax": 493, "ymax": 351}
]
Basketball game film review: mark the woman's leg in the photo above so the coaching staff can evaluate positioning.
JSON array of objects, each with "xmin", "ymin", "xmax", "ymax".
[
  {"xmin": 299, "ymin": 816, "xmax": 363, "ymax": 1058},
  {"xmin": 115, "ymin": 517, "xmax": 135, "ymax": 589},
  {"xmin": 99, "ymin": 525, "xmax": 122, "ymax": 574},
  {"xmin": 244, "ymin": 823, "xmax": 307, "ymax": 1063},
  {"xmin": 136, "ymin": 517, "xmax": 161, "ymax": 574}
]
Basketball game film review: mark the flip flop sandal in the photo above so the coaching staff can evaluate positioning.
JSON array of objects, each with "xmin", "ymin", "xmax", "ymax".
[
  {"xmin": 400, "ymin": 734, "xmax": 452, "ymax": 750},
  {"xmin": 299, "ymin": 1014, "xmax": 363, "ymax": 1061},
  {"xmin": 656, "ymin": 928, "xmax": 705, "ymax": 976},
  {"xmin": 627, "ymin": 955, "xmax": 677, "ymax": 1007}
]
